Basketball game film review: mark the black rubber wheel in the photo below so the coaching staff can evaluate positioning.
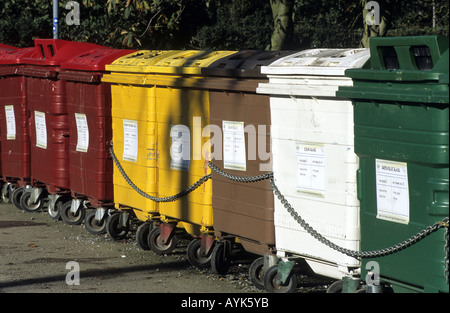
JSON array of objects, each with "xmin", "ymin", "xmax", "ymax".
[
  {"xmin": 20, "ymin": 191, "xmax": 44, "ymax": 213},
  {"xmin": 60, "ymin": 201, "xmax": 86, "ymax": 225},
  {"xmin": 186, "ymin": 238, "xmax": 213, "ymax": 268},
  {"xmin": 106, "ymin": 213, "xmax": 129, "ymax": 240},
  {"xmin": 211, "ymin": 240, "xmax": 232, "ymax": 275},
  {"xmin": 12, "ymin": 186, "xmax": 24, "ymax": 210},
  {"xmin": 84, "ymin": 210, "xmax": 107, "ymax": 235},
  {"xmin": 264, "ymin": 265, "xmax": 297, "ymax": 293},
  {"xmin": 326, "ymin": 280, "xmax": 343, "ymax": 293},
  {"xmin": 136, "ymin": 222, "xmax": 153, "ymax": 250},
  {"xmin": 249, "ymin": 257, "xmax": 265, "ymax": 290},
  {"xmin": 147, "ymin": 226, "xmax": 178, "ymax": 255}
]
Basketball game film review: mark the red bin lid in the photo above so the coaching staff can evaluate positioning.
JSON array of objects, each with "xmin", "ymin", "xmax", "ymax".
[
  {"xmin": 20, "ymin": 39, "xmax": 104, "ymax": 66},
  {"xmin": 0, "ymin": 47, "xmax": 35, "ymax": 65},
  {"xmin": 61, "ymin": 48, "xmax": 137, "ymax": 71}
]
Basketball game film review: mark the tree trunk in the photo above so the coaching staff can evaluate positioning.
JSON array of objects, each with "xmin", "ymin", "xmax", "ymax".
[
  {"xmin": 361, "ymin": 0, "xmax": 394, "ymax": 48},
  {"xmin": 266, "ymin": 0, "xmax": 294, "ymax": 50}
]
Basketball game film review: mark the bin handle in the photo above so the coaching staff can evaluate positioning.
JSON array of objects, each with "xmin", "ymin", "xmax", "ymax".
[{"xmin": 356, "ymin": 168, "xmax": 363, "ymax": 201}]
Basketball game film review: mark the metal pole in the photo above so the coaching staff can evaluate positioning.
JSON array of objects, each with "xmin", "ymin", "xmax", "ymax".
[{"xmin": 53, "ymin": 0, "xmax": 58, "ymax": 39}]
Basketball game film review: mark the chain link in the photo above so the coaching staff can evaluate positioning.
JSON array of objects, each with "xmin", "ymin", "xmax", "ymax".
[
  {"xmin": 269, "ymin": 178, "xmax": 449, "ymax": 260},
  {"xmin": 208, "ymin": 161, "xmax": 273, "ymax": 182},
  {"xmin": 110, "ymin": 146, "xmax": 211, "ymax": 203}
]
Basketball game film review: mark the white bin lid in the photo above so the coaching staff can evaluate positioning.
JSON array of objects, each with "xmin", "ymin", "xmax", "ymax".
[{"xmin": 261, "ymin": 48, "xmax": 370, "ymax": 76}]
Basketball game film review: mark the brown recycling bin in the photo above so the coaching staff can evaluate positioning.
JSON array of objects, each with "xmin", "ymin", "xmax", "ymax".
[{"xmin": 202, "ymin": 50, "xmax": 294, "ymax": 274}]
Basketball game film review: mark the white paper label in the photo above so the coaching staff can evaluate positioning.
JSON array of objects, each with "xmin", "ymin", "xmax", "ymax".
[
  {"xmin": 34, "ymin": 111, "xmax": 47, "ymax": 149},
  {"xmin": 223, "ymin": 121, "xmax": 246, "ymax": 171},
  {"xmin": 376, "ymin": 159, "xmax": 409, "ymax": 224},
  {"xmin": 296, "ymin": 142, "xmax": 325, "ymax": 195},
  {"xmin": 75, "ymin": 113, "xmax": 89, "ymax": 152},
  {"xmin": 122, "ymin": 119, "xmax": 138, "ymax": 162},
  {"xmin": 5, "ymin": 105, "xmax": 16, "ymax": 140},
  {"xmin": 170, "ymin": 124, "xmax": 190, "ymax": 171}
]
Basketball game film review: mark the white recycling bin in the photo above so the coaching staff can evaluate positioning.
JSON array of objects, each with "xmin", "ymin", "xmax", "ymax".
[{"xmin": 257, "ymin": 48, "xmax": 370, "ymax": 280}]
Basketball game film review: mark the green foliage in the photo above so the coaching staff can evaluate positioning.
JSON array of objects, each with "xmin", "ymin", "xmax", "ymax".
[
  {"xmin": 0, "ymin": 0, "xmax": 448, "ymax": 50},
  {"xmin": 192, "ymin": 0, "xmax": 273, "ymax": 50}
]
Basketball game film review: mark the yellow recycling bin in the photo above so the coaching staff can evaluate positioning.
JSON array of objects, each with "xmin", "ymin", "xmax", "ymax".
[{"xmin": 102, "ymin": 50, "xmax": 237, "ymax": 267}]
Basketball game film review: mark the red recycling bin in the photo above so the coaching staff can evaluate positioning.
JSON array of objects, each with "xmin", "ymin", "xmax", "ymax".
[
  {"xmin": 57, "ymin": 47, "xmax": 136, "ymax": 230},
  {"xmin": 0, "ymin": 45, "xmax": 34, "ymax": 206},
  {"xmin": 16, "ymin": 39, "xmax": 103, "ymax": 213}
]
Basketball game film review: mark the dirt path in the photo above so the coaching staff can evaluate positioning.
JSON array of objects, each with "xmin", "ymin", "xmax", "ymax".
[{"xmin": 0, "ymin": 202, "xmax": 333, "ymax": 294}]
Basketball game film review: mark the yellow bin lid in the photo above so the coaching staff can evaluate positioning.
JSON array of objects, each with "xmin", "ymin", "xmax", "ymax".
[{"xmin": 105, "ymin": 50, "xmax": 237, "ymax": 74}]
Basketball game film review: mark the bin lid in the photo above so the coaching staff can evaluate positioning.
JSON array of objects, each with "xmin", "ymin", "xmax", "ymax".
[
  {"xmin": 202, "ymin": 50, "xmax": 296, "ymax": 78},
  {"xmin": 260, "ymin": 48, "xmax": 370, "ymax": 76},
  {"xmin": 0, "ymin": 47, "xmax": 34, "ymax": 65},
  {"xmin": 61, "ymin": 48, "xmax": 137, "ymax": 71},
  {"xmin": 0, "ymin": 43, "xmax": 17, "ymax": 52},
  {"xmin": 337, "ymin": 35, "xmax": 449, "ymax": 104},
  {"xmin": 343, "ymin": 35, "xmax": 449, "ymax": 82},
  {"xmin": 105, "ymin": 50, "xmax": 237, "ymax": 75},
  {"xmin": 20, "ymin": 39, "xmax": 104, "ymax": 66}
]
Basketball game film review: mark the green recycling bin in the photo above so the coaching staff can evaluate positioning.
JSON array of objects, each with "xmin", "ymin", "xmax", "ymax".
[{"xmin": 337, "ymin": 35, "xmax": 449, "ymax": 293}]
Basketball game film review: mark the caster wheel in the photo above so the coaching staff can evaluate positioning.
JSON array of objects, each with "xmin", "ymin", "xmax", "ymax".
[
  {"xmin": 136, "ymin": 222, "xmax": 153, "ymax": 250},
  {"xmin": 249, "ymin": 257, "xmax": 265, "ymax": 290},
  {"xmin": 106, "ymin": 213, "xmax": 129, "ymax": 240},
  {"xmin": 211, "ymin": 240, "xmax": 232, "ymax": 275},
  {"xmin": 61, "ymin": 201, "xmax": 85, "ymax": 225},
  {"xmin": 147, "ymin": 226, "xmax": 177, "ymax": 255},
  {"xmin": 12, "ymin": 186, "xmax": 25, "ymax": 210},
  {"xmin": 326, "ymin": 280, "xmax": 343, "ymax": 293},
  {"xmin": 48, "ymin": 197, "xmax": 68, "ymax": 221},
  {"xmin": 186, "ymin": 238, "xmax": 212, "ymax": 268},
  {"xmin": 20, "ymin": 191, "xmax": 44, "ymax": 213},
  {"xmin": 264, "ymin": 265, "xmax": 297, "ymax": 293},
  {"xmin": 1, "ymin": 184, "xmax": 14, "ymax": 204},
  {"xmin": 84, "ymin": 210, "xmax": 107, "ymax": 235}
]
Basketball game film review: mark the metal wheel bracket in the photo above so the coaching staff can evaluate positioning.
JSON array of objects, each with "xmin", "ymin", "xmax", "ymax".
[
  {"xmin": 30, "ymin": 188, "xmax": 43, "ymax": 204},
  {"xmin": 48, "ymin": 194, "xmax": 61, "ymax": 211},
  {"xmin": 275, "ymin": 260, "xmax": 295, "ymax": 286},
  {"xmin": 70, "ymin": 199, "xmax": 82, "ymax": 214},
  {"xmin": 119, "ymin": 211, "xmax": 130, "ymax": 227},
  {"xmin": 342, "ymin": 276, "xmax": 361, "ymax": 293},
  {"xmin": 159, "ymin": 223, "xmax": 176, "ymax": 245},
  {"xmin": 263, "ymin": 253, "xmax": 279, "ymax": 272},
  {"xmin": 95, "ymin": 207, "xmax": 106, "ymax": 222},
  {"xmin": 200, "ymin": 234, "xmax": 215, "ymax": 257},
  {"xmin": 2, "ymin": 183, "xmax": 11, "ymax": 195}
]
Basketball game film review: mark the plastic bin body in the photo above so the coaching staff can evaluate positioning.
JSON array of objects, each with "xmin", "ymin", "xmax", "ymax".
[
  {"xmin": 17, "ymin": 39, "xmax": 103, "ymax": 194},
  {"xmin": 103, "ymin": 50, "xmax": 236, "ymax": 226},
  {"xmin": 257, "ymin": 48, "xmax": 370, "ymax": 280},
  {"xmin": 337, "ymin": 36, "xmax": 449, "ymax": 293},
  {"xmin": 59, "ymin": 47, "xmax": 136, "ymax": 206},
  {"xmin": 0, "ymin": 47, "xmax": 35, "ymax": 186},
  {"xmin": 203, "ymin": 50, "xmax": 294, "ymax": 255}
]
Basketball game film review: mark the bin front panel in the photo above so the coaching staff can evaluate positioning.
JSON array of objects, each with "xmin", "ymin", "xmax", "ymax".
[
  {"xmin": 258, "ymin": 48, "xmax": 370, "ymax": 279},
  {"xmin": 65, "ymin": 77, "xmax": 113, "ymax": 202},
  {"xmin": 110, "ymin": 83, "xmax": 158, "ymax": 214},
  {"xmin": 337, "ymin": 35, "xmax": 449, "ymax": 292}
]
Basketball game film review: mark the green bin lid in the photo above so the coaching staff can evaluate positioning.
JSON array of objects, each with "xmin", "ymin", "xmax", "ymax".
[{"xmin": 337, "ymin": 35, "xmax": 449, "ymax": 104}]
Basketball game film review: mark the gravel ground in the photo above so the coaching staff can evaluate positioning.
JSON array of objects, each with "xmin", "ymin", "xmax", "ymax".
[{"xmin": 0, "ymin": 201, "xmax": 334, "ymax": 295}]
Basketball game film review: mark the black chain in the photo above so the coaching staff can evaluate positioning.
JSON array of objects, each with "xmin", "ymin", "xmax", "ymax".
[
  {"xmin": 208, "ymin": 161, "xmax": 273, "ymax": 182},
  {"xmin": 110, "ymin": 146, "xmax": 211, "ymax": 203},
  {"xmin": 269, "ymin": 178, "xmax": 449, "ymax": 260}
]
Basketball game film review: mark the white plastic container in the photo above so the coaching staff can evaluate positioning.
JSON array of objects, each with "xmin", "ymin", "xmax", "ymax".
[{"xmin": 257, "ymin": 48, "xmax": 370, "ymax": 280}]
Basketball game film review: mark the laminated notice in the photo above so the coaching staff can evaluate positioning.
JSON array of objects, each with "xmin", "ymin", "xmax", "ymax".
[
  {"xmin": 296, "ymin": 142, "xmax": 325, "ymax": 195},
  {"xmin": 75, "ymin": 113, "xmax": 89, "ymax": 152},
  {"xmin": 376, "ymin": 159, "xmax": 409, "ymax": 224},
  {"xmin": 170, "ymin": 124, "xmax": 190, "ymax": 171},
  {"xmin": 123, "ymin": 119, "xmax": 138, "ymax": 162},
  {"xmin": 223, "ymin": 121, "xmax": 246, "ymax": 171},
  {"xmin": 34, "ymin": 111, "xmax": 47, "ymax": 149},
  {"xmin": 5, "ymin": 105, "xmax": 16, "ymax": 140}
]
